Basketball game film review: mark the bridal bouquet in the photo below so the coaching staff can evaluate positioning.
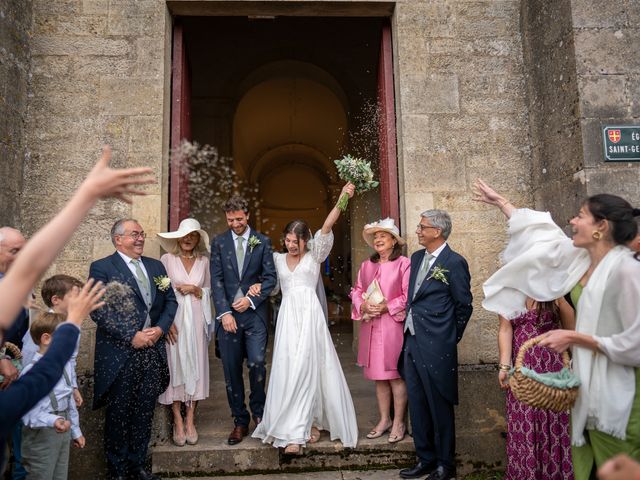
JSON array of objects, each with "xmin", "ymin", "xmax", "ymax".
[{"xmin": 334, "ymin": 154, "xmax": 379, "ymax": 211}]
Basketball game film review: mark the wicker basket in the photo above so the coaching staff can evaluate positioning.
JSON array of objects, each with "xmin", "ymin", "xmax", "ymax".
[
  {"xmin": 509, "ymin": 334, "xmax": 579, "ymax": 413},
  {"xmin": 2, "ymin": 341, "xmax": 22, "ymax": 360}
]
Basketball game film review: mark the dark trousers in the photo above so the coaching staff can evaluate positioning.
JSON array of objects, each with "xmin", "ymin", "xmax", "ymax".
[
  {"xmin": 404, "ymin": 335, "xmax": 456, "ymax": 470},
  {"xmin": 217, "ymin": 315, "xmax": 267, "ymax": 427},
  {"xmin": 103, "ymin": 348, "xmax": 165, "ymax": 477}
]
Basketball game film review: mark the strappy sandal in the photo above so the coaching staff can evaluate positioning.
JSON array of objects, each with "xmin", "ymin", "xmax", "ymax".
[
  {"xmin": 284, "ymin": 444, "xmax": 303, "ymax": 455},
  {"xmin": 308, "ymin": 426, "xmax": 321, "ymax": 444}
]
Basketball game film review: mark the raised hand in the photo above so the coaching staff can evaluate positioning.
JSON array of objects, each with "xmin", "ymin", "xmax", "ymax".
[
  {"xmin": 82, "ymin": 146, "xmax": 155, "ymax": 204},
  {"xmin": 341, "ymin": 182, "xmax": 356, "ymax": 199},
  {"xmin": 472, "ymin": 178, "xmax": 515, "ymax": 218},
  {"xmin": 66, "ymin": 279, "xmax": 106, "ymax": 327}
]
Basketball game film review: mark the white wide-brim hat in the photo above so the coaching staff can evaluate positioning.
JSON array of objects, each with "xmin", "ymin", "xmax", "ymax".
[
  {"xmin": 362, "ymin": 217, "xmax": 405, "ymax": 249},
  {"xmin": 157, "ymin": 218, "xmax": 210, "ymax": 253}
]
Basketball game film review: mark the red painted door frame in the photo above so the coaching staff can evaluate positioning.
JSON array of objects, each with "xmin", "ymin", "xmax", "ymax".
[
  {"xmin": 169, "ymin": 20, "xmax": 192, "ymax": 230},
  {"xmin": 377, "ymin": 22, "xmax": 400, "ymax": 226}
]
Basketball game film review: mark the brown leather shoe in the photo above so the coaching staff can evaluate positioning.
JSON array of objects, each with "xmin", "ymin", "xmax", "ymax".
[
  {"xmin": 253, "ymin": 416, "xmax": 262, "ymax": 426},
  {"xmin": 227, "ymin": 425, "xmax": 249, "ymax": 445}
]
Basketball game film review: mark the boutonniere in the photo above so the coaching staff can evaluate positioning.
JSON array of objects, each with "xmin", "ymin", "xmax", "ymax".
[
  {"xmin": 248, "ymin": 235, "xmax": 261, "ymax": 252},
  {"xmin": 427, "ymin": 265, "xmax": 449, "ymax": 285},
  {"xmin": 153, "ymin": 275, "xmax": 171, "ymax": 292}
]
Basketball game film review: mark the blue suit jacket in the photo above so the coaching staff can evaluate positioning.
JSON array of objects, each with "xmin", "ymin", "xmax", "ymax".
[
  {"xmin": 210, "ymin": 228, "xmax": 277, "ymax": 332},
  {"xmin": 89, "ymin": 252, "xmax": 178, "ymax": 408},
  {"xmin": 402, "ymin": 244, "xmax": 473, "ymax": 404}
]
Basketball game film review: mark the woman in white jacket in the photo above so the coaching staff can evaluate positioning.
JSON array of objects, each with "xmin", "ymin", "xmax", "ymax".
[{"xmin": 474, "ymin": 179, "xmax": 640, "ymax": 480}]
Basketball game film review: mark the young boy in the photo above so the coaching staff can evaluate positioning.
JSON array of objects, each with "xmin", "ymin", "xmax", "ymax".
[
  {"xmin": 22, "ymin": 275, "xmax": 84, "ymax": 406},
  {"xmin": 20, "ymin": 312, "xmax": 85, "ymax": 479}
]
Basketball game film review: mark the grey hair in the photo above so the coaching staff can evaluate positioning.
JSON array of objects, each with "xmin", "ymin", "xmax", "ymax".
[
  {"xmin": 110, "ymin": 218, "xmax": 139, "ymax": 246},
  {"xmin": 420, "ymin": 209, "xmax": 452, "ymax": 240},
  {"xmin": 0, "ymin": 227, "xmax": 23, "ymax": 248}
]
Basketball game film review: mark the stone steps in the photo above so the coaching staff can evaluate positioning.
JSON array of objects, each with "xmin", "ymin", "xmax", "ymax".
[{"xmin": 152, "ymin": 433, "xmax": 414, "ymax": 477}]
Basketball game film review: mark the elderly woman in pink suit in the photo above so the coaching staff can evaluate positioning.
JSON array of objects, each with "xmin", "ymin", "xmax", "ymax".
[{"xmin": 351, "ymin": 218, "xmax": 410, "ymax": 443}]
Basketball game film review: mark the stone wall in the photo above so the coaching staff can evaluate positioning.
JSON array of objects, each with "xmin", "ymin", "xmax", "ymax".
[
  {"xmin": 394, "ymin": 0, "xmax": 534, "ymax": 365},
  {"xmin": 21, "ymin": 0, "xmax": 172, "ymax": 475},
  {"xmin": 522, "ymin": 0, "xmax": 640, "ymax": 226},
  {"xmin": 0, "ymin": 0, "xmax": 32, "ymax": 228},
  {"xmin": 572, "ymin": 0, "xmax": 640, "ymax": 205}
]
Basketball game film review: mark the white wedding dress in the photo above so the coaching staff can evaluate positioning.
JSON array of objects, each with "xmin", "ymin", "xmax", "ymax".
[{"xmin": 252, "ymin": 230, "xmax": 358, "ymax": 448}]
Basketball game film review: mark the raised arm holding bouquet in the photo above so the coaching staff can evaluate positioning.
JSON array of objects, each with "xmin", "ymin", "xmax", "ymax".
[{"xmin": 334, "ymin": 154, "xmax": 378, "ymax": 211}]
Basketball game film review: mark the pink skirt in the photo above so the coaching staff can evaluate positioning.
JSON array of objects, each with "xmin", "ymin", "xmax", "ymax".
[{"xmin": 363, "ymin": 319, "xmax": 401, "ymax": 381}]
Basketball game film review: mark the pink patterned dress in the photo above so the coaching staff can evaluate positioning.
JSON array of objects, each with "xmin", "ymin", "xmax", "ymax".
[{"xmin": 505, "ymin": 309, "xmax": 574, "ymax": 480}]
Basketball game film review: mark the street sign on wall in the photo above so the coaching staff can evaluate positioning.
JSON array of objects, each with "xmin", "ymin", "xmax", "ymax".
[{"xmin": 603, "ymin": 126, "xmax": 640, "ymax": 162}]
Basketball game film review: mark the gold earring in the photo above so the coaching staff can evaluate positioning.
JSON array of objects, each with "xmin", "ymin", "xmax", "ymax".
[{"xmin": 592, "ymin": 231, "xmax": 602, "ymax": 240}]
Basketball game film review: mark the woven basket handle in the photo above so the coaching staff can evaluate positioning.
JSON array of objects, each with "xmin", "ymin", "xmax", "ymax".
[
  {"xmin": 514, "ymin": 333, "xmax": 570, "ymax": 371},
  {"xmin": 2, "ymin": 341, "xmax": 22, "ymax": 360}
]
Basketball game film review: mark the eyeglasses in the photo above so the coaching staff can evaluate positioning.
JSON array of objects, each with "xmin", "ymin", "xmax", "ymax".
[
  {"xmin": 119, "ymin": 231, "xmax": 147, "ymax": 239},
  {"xmin": 416, "ymin": 224, "xmax": 439, "ymax": 231}
]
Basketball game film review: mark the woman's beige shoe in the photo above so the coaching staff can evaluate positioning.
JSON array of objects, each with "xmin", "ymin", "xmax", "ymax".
[{"xmin": 172, "ymin": 425, "xmax": 186, "ymax": 447}]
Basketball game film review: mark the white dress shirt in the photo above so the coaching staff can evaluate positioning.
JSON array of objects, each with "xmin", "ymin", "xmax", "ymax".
[{"xmin": 21, "ymin": 352, "xmax": 82, "ymax": 439}]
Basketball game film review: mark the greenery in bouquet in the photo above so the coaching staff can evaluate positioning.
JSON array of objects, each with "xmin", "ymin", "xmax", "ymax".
[{"xmin": 333, "ymin": 154, "xmax": 379, "ymax": 211}]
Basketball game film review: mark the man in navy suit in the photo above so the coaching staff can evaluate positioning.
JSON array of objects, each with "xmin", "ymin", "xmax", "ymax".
[
  {"xmin": 90, "ymin": 219, "xmax": 177, "ymax": 480},
  {"xmin": 210, "ymin": 196, "xmax": 277, "ymax": 445},
  {"xmin": 399, "ymin": 210, "xmax": 472, "ymax": 480}
]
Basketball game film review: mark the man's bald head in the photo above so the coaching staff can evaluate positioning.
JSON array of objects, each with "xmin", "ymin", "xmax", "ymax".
[{"xmin": 0, "ymin": 227, "xmax": 26, "ymax": 273}]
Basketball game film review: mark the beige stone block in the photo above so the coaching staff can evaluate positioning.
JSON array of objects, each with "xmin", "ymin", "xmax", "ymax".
[
  {"xmin": 33, "ymin": 0, "xmax": 81, "ymax": 16},
  {"xmin": 132, "ymin": 193, "xmax": 163, "ymax": 232},
  {"xmin": 31, "ymin": 36, "xmax": 131, "ymax": 56},
  {"xmin": 98, "ymin": 78, "xmax": 163, "ymax": 115},
  {"xmin": 93, "ymin": 237, "xmax": 117, "ymax": 261},
  {"xmin": 34, "ymin": 15, "xmax": 108, "ymax": 36},
  {"xmin": 459, "ymin": 74, "xmax": 527, "ymax": 115},
  {"xmin": 134, "ymin": 36, "xmax": 166, "ymax": 78},
  {"xmin": 631, "ymin": 74, "xmax": 640, "ymax": 117},
  {"xmin": 574, "ymin": 29, "xmax": 640, "ymax": 75},
  {"xmin": 404, "ymin": 152, "xmax": 467, "ymax": 193},
  {"xmin": 72, "ymin": 55, "xmax": 135, "ymax": 79},
  {"xmin": 129, "ymin": 115, "xmax": 163, "ymax": 154},
  {"xmin": 571, "ymin": 0, "xmax": 628, "ymax": 28},
  {"xmin": 401, "ymin": 73, "xmax": 460, "ymax": 115},
  {"xmin": 82, "ymin": 0, "xmax": 109, "ymax": 15},
  {"xmin": 402, "ymin": 191, "xmax": 434, "ymax": 254},
  {"xmin": 107, "ymin": 2, "xmax": 165, "ymax": 37},
  {"xmin": 395, "ymin": 0, "xmax": 454, "ymax": 38},
  {"xmin": 400, "ymin": 114, "xmax": 430, "ymax": 156},
  {"xmin": 451, "ymin": 3, "xmax": 519, "ymax": 39},
  {"xmin": 577, "ymin": 74, "xmax": 628, "ymax": 118},
  {"xmin": 394, "ymin": 26, "xmax": 429, "ymax": 76}
]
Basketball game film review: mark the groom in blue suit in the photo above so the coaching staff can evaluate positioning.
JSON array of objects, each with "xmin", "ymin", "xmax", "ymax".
[
  {"xmin": 210, "ymin": 195, "xmax": 277, "ymax": 445},
  {"xmin": 400, "ymin": 209, "xmax": 472, "ymax": 480},
  {"xmin": 90, "ymin": 219, "xmax": 177, "ymax": 480}
]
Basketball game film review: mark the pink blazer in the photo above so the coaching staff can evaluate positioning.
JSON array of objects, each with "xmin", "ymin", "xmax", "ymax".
[{"xmin": 350, "ymin": 256, "xmax": 411, "ymax": 371}]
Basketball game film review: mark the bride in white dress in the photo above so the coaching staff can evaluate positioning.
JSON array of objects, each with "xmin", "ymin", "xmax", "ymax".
[{"xmin": 251, "ymin": 183, "xmax": 359, "ymax": 454}]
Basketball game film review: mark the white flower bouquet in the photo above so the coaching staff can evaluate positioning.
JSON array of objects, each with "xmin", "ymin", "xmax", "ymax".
[{"xmin": 334, "ymin": 154, "xmax": 379, "ymax": 211}]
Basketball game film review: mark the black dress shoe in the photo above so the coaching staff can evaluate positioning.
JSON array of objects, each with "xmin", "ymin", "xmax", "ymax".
[
  {"xmin": 426, "ymin": 466, "xmax": 456, "ymax": 480},
  {"xmin": 399, "ymin": 461, "xmax": 437, "ymax": 479},
  {"xmin": 131, "ymin": 468, "xmax": 161, "ymax": 480}
]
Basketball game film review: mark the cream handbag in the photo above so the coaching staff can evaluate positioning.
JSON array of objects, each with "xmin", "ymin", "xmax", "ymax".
[{"xmin": 362, "ymin": 279, "xmax": 385, "ymax": 321}]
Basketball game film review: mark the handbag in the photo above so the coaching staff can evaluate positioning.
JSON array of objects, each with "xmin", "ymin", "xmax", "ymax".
[{"xmin": 361, "ymin": 279, "xmax": 385, "ymax": 321}]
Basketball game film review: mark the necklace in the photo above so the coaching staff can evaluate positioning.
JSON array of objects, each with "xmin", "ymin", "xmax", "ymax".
[{"xmin": 180, "ymin": 253, "xmax": 195, "ymax": 259}]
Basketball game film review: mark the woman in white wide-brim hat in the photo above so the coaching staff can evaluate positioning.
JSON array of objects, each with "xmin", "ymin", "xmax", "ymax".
[
  {"xmin": 157, "ymin": 218, "xmax": 212, "ymax": 447},
  {"xmin": 350, "ymin": 217, "xmax": 411, "ymax": 443}
]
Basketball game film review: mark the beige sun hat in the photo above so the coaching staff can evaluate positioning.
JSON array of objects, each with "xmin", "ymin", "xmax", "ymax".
[
  {"xmin": 362, "ymin": 217, "xmax": 405, "ymax": 248},
  {"xmin": 157, "ymin": 218, "xmax": 211, "ymax": 253}
]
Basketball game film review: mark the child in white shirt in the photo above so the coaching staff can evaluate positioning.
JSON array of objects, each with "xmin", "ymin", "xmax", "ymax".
[{"xmin": 20, "ymin": 312, "xmax": 85, "ymax": 480}]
